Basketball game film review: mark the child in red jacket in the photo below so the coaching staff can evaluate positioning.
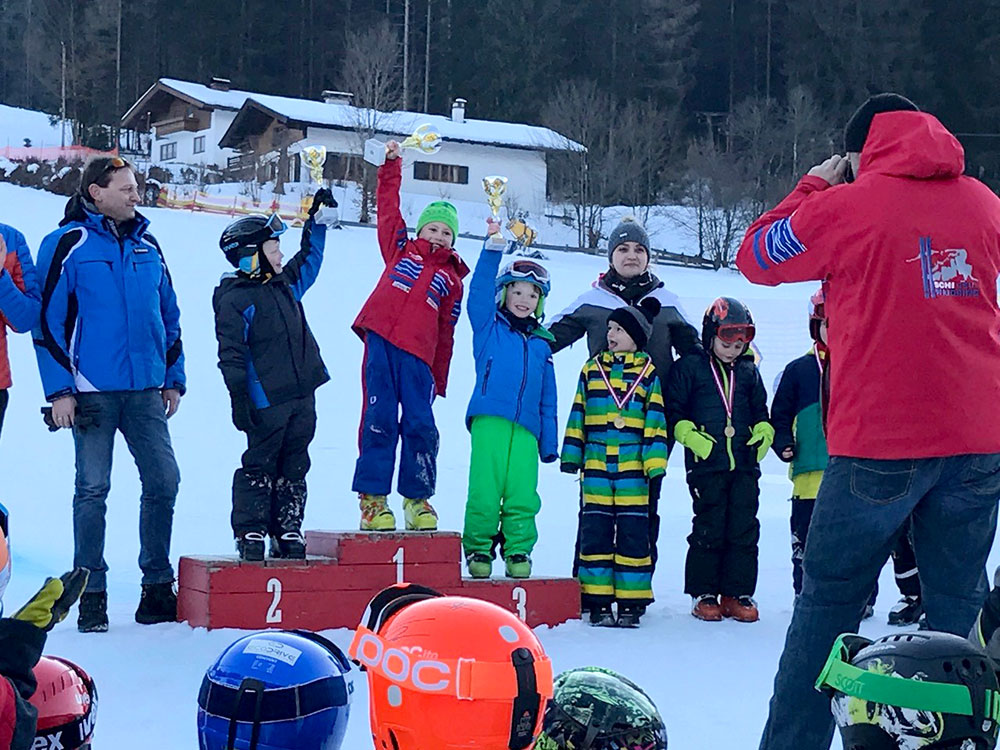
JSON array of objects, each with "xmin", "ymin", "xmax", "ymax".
[{"xmin": 351, "ymin": 140, "xmax": 470, "ymax": 531}]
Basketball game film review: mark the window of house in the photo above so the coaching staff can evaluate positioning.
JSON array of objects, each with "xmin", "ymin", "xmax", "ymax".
[
  {"xmin": 413, "ymin": 161, "xmax": 469, "ymax": 184},
  {"xmin": 193, "ymin": 136, "xmax": 205, "ymax": 154},
  {"xmin": 160, "ymin": 142, "xmax": 177, "ymax": 160}
]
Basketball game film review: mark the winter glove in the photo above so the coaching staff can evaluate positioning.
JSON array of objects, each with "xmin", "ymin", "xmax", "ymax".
[
  {"xmin": 776, "ymin": 443, "xmax": 796, "ymax": 463},
  {"xmin": 560, "ymin": 461, "xmax": 581, "ymax": 474},
  {"xmin": 747, "ymin": 421, "xmax": 775, "ymax": 463},
  {"xmin": 12, "ymin": 568, "xmax": 89, "ymax": 632},
  {"xmin": 309, "ymin": 188, "xmax": 339, "ymax": 226},
  {"xmin": 674, "ymin": 420, "xmax": 715, "ymax": 461},
  {"xmin": 231, "ymin": 396, "xmax": 256, "ymax": 433}
]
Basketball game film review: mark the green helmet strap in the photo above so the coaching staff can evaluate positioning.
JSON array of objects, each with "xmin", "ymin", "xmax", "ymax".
[{"xmin": 816, "ymin": 633, "xmax": 979, "ymax": 716}]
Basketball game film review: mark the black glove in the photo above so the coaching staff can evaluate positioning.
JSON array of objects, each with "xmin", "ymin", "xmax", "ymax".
[
  {"xmin": 231, "ymin": 396, "xmax": 256, "ymax": 433},
  {"xmin": 309, "ymin": 188, "xmax": 337, "ymax": 216},
  {"xmin": 41, "ymin": 405, "xmax": 99, "ymax": 432},
  {"xmin": 12, "ymin": 568, "xmax": 90, "ymax": 632},
  {"xmin": 774, "ymin": 443, "xmax": 795, "ymax": 462}
]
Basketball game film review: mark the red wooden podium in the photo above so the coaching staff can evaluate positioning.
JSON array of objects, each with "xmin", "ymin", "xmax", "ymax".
[{"xmin": 178, "ymin": 530, "xmax": 580, "ymax": 631}]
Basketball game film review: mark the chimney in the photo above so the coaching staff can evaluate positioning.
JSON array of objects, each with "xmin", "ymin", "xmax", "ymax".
[
  {"xmin": 208, "ymin": 77, "xmax": 231, "ymax": 91},
  {"xmin": 322, "ymin": 90, "xmax": 354, "ymax": 106},
  {"xmin": 451, "ymin": 97, "xmax": 467, "ymax": 123}
]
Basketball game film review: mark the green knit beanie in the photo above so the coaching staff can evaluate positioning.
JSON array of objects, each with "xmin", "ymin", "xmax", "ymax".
[{"xmin": 417, "ymin": 201, "xmax": 459, "ymax": 241}]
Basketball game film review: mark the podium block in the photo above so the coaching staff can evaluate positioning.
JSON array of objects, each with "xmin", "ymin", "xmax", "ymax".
[
  {"xmin": 178, "ymin": 530, "xmax": 580, "ymax": 631},
  {"xmin": 450, "ymin": 578, "xmax": 580, "ymax": 627}
]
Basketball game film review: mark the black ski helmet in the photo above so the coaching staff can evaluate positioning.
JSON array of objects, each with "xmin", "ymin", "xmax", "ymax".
[
  {"xmin": 219, "ymin": 213, "xmax": 287, "ymax": 271},
  {"xmin": 534, "ymin": 667, "xmax": 667, "ymax": 750},
  {"xmin": 702, "ymin": 297, "xmax": 755, "ymax": 352},
  {"xmin": 817, "ymin": 632, "xmax": 1000, "ymax": 750}
]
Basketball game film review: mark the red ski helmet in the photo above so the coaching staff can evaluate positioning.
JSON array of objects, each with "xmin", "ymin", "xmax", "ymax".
[{"xmin": 30, "ymin": 656, "xmax": 98, "ymax": 749}]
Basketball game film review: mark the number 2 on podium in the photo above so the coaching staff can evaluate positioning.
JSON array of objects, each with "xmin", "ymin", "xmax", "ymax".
[{"xmin": 266, "ymin": 577, "xmax": 283, "ymax": 624}]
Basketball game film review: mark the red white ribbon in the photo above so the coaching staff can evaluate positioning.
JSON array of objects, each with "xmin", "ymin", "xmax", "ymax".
[{"xmin": 595, "ymin": 358, "xmax": 651, "ymax": 413}]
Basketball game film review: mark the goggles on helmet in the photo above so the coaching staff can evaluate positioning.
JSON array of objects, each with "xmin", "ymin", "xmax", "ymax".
[
  {"xmin": 716, "ymin": 323, "xmax": 756, "ymax": 344},
  {"xmin": 506, "ymin": 260, "xmax": 550, "ymax": 288},
  {"xmin": 816, "ymin": 633, "xmax": 981, "ymax": 716}
]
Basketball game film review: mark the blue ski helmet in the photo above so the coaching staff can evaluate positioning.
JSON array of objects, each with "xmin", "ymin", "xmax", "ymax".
[
  {"xmin": 197, "ymin": 630, "xmax": 353, "ymax": 750},
  {"xmin": 496, "ymin": 259, "xmax": 551, "ymax": 318}
]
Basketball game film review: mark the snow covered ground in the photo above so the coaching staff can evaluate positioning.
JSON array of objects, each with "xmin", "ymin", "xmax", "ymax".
[
  {"xmin": 1, "ymin": 181, "xmax": 993, "ymax": 748},
  {"xmin": 0, "ymin": 103, "xmax": 67, "ymax": 150}
]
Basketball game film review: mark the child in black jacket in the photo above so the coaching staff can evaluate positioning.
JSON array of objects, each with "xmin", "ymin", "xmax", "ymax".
[
  {"xmin": 666, "ymin": 297, "xmax": 772, "ymax": 623},
  {"xmin": 214, "ymin": 191, "xmax": 338, "ymax": 561}
]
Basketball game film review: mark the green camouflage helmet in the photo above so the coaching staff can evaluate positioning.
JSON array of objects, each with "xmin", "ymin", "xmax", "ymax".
[{"xmin": 535, "ymin": 667, "xmax": 667, "ymax": 750}]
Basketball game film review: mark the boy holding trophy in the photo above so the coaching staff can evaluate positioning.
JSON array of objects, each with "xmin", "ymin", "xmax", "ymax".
[{"xmin": 351, "ymin": 139, "xmax": 469, "ymax": 531}]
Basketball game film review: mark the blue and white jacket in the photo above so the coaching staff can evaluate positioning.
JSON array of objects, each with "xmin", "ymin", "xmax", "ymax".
[
  {"xmin": 32, "ymin": 196, "xmax": 185, "ymax": 400},
  {"xmin": 465, "ymin": 240, "xmax": 558, "ymax": 462}
]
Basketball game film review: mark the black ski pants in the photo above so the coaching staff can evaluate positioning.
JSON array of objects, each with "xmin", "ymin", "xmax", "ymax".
[
  {"xmin": 232, "ymin": 395, "xmax": 316, "ymax": 537},
  {"xmin": 684, "ymin": 471, "xmax": 760, "ymax": 597}
]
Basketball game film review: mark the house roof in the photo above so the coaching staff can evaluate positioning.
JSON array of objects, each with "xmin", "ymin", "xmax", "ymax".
[{"xmin": 123, "ymin": 78, "xmax": 585, "ymax": 153}]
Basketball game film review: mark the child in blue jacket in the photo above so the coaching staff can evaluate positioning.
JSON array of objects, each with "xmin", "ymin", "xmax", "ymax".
[{"xmin": 463, "ymin": 218, "xmax": 558, "ymax": 579}]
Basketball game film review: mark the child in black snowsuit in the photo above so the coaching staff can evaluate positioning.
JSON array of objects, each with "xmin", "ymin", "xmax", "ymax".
[
  {"xmin": 214, "ymin": 190, "xmax": 338, "ymax": 561},
  {"xmin": 666, "ymin": 297, "xmax": 772, "ymax": 623}
]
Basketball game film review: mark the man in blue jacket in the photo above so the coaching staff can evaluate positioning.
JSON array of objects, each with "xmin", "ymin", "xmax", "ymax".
[{"xmin": 33, "ymin": 156, "xmax": 185, "ymax": 633}]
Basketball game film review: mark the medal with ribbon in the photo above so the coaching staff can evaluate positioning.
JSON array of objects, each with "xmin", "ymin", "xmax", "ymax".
[
  {"xmin": 710, "ymin": 358, "xmax": 737, "ymax": 438},
  {"xmin": 596, "ymin": 358, "xmax": 651, "ymax": 429}
]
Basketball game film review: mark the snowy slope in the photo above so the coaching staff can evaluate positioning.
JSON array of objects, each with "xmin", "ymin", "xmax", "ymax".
[
  {"xmin": 0, "ymin": 103, "xmax": 67, "ymax": 149},
  {"xmin": 0, "ymin": 181, "xmax": 991, "ymax": 749}
]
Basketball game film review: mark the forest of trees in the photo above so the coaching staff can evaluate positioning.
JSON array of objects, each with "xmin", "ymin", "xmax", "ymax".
[{"xmin": 2, "ymin": 0, "xmax": 1000, "ymax": 259}]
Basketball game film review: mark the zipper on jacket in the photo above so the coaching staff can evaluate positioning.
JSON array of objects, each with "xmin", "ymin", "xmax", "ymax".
[
  {"xmin": 513, "ymin": 337, "xmax": 528, "ymax": 423},
  {"xmin": 482, "ymin": 358, "xmax": 493, "ymax": 395}
]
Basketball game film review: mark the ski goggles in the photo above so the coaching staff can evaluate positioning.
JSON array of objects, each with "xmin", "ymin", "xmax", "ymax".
[
  {"xmin": 262, "ymin": 212, "xmax": 288, "ymax": 238},
  {"xmin": 506, "ymin": 259, "xmax": 550, "ymax": 287},
  {"xmin": 716, "ymin": 323, "xmax": 755, "ymax": 344},
  {"xmin": 815, "ymin": 633, "xmax": 982, "ymax": 716}
]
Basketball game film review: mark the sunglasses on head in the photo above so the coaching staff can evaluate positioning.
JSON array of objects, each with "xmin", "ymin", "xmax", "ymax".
[
  {"xmin": 100, "ymin": 156, "xmax": 129, "ymax": 175},
  {"xmin": 716, "ymin": 324, "xmax": 755, "ymax": 344}
]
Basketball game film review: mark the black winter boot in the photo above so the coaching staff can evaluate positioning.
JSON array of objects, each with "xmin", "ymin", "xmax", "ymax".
[
  {"xmin": 135, "ymin": 582, "xmax": 177, "ymax": 625},
  {"xmin": 78, "ymin": 591, "xmax": 108, "ymax": 633},
  {"xmin": 237, "ymin": 531, "xmax": 266, "ymax": 562},
  {"xmin": 270, "ymin": 531, "xmax": 306, "ymax": 560}
]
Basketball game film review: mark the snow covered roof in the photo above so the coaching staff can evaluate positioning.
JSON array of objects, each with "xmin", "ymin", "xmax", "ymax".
[{"xmin": 123, "ymin": 78, "xmax": 584, "ymax": 154}]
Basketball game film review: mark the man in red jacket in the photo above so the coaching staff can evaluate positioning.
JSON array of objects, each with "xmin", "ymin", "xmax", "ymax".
[
  {"xmin": 351, "ymin": 140, "xmax": 469, "ymax": 533},
  {"xmin": 737, "ymin": 93, "xmax": 1000, "ymax": 750}
]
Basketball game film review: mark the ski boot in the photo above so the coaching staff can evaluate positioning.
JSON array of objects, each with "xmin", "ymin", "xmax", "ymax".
[
  {"xmin": 887, "ymin": 595, "xmax": 922, "ymax": 626},
  {"xmin": 270, "ymin": 531, "xmax": 306, "ymax": 560},
  {"xmin": 617, "ymin": 604, "xmax": 642, "ymax": 628},
  {"xmin": 403, "ymin": 498, "xmax": 438, "ymax": 531},
  {"xmin": 77, "ymin": 591, "xmax": 109, "ymax": 633},
  {"xmin": 466, "ymin": 553, "xmax": 492, "ymax": 579},
  {"xmin": 692, "ymin": 594, "xmax": 723, "ymax": 622},
  {"xmin": 236, "ymin": 531, "xmax": 266, "ymax": 562},
  {"xmin": 135, "ymin": 582, "xmax": 177, "ymax": 625},
  {"xmin": 360, "ymin": 494, "xmax": 396, "ymax": 531},
  {"xmin": 588, "ymin": 605, "xmax": 617, "ymax": 627},
  {"xmin": 720, "ymin": 595, "xmax": 759, "ymax": 623},
  {"xmin": 504, "ymin": 554, "xmax": 531, "ymax": 579}
]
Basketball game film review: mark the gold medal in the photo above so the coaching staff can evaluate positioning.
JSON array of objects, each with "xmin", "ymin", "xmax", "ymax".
[
  {"xmin": 724, "ymin": 425, "xmax": 736, "ymax": 438},
  {"xmin": 614, "ymin": 415, "xmax": 626, "ymax": 429}
]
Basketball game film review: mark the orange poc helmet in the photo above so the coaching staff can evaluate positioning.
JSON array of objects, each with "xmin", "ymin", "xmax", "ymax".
[
  {"xmin": 349, "ymin": 584, "xmax": 554, "ymax": 750},
  {"xmin": 30, "ymin": 656, "xmax": 98, "ymax": 749}
]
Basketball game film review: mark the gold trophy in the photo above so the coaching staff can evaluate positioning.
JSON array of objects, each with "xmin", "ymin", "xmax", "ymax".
[
  {"xmin": 364, "ymin": 124, "xmax": 443, "ymax": 166},
  {"xmin": 301, "ymin": 145, "xmax": 327, "ymax": 187},
  {"xmin": 483, "ymin": 175, "xmax": 508, "ymax": 220}
]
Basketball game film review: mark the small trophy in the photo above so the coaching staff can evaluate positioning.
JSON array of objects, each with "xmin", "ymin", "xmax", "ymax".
[
  {"xmin": 507, "ymin": 215, "xmax": 538, "ymax": 248},
  {"xmin": 483, "ymin": 175, "xmax": 508, "ymax": 220},
  {"xmin": 301, "ymin": 145, "xmax": 327, "ymax": 188},
  {"xmin": 364, "ymin": 124, "xmax": 443, "ymax": 166}
]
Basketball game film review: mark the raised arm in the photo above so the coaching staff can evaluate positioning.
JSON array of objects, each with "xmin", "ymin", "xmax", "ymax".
[
  {"xmin": 468, "ymin": 236, "xmax": 507, "ymax": 343},
  {"xmin": 376, "ymin": 157, "xmax": 408, "ymax": 264},
  {"xmin": 284, "ymin": 219, "xmax": 326, "ymax": 301}
]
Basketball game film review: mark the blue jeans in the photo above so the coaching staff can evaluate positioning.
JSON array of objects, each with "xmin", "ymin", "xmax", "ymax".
[
  {"xmin": 73, "ymin": 390, "xmax": 181, "ymax": 592},
  {"xmin": 760, "ymin": 454, "xmax": 1000, "ymax": 750}
]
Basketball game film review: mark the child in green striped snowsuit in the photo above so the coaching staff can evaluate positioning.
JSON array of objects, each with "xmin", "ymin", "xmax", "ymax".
[{"xmin": 560, "ymin": 298, "xmax": 668, "ymax": 627}]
